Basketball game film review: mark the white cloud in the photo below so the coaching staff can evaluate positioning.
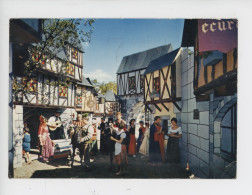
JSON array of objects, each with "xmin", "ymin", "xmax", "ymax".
[{"xmin": 84, "ymin": 69, "xmax": 116, "ymax": 83}]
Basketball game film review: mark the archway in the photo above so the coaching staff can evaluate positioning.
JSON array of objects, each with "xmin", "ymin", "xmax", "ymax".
[
  {"xmin": 212, "ymin": 96, "xmax": 237, "ymax": 178},
  {"xmin": 213, "ymin": 97, "xmax": 237, "ymax": 155}
]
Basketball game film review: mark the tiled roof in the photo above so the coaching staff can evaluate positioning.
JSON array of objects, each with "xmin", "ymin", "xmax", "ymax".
[
  {"xmin": 104, "ymin": 90, "xmax": 116, "ymax": 102},
  {"xmin": 144, "ymin": 48, "xmax": 182, "ymax": 75},
  {"xmin": 116, "ymin": 44, "xmax": 172, "ymax": 74}
]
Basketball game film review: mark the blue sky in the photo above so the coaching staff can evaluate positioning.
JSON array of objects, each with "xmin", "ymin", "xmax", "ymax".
[{"xmin": 82, "ymin": 19, "xmax": 184, "ymax": 83}]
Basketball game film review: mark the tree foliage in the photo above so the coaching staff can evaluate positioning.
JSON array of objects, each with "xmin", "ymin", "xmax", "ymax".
[
  {"xmin": 91, "ymin": 79, "xmax": 117, "ymax": 95},
  {"xmin": 25, "ymin": 19, "xmax": 95, "ymax": 77},
  {"xmin": 13, "ymin": 19, "xmax": 95, "ymax": 104}
]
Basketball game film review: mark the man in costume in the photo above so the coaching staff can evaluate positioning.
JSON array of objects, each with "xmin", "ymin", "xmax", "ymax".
[
  {"xmin": 98, "ymin": 117, "xmax": 106, "ymax": 154},
  {"xmin": 149, "ymin": 116, "xmax": 162, "ymax": 164},
  {"xmin": 81, "ymin": 117, "xmax": 94, "ymax": 170},
  {"xmin": 48, "ymin": 110, "xmax": 65, "ymax": 140}
]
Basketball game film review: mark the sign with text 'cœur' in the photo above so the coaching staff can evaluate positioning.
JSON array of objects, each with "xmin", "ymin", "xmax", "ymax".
[{"xmin": 198, "ymin": 19, "xmax": 238, "ymax": 53}]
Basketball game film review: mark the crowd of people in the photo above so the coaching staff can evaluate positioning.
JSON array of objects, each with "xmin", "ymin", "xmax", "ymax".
[
  {"xmin": 22, "ymin": 110, "xmax": 182, "ymax": 175},
  {"xmin": 97, "ymin": 112, "xmax": 183, "ymax": 174}
]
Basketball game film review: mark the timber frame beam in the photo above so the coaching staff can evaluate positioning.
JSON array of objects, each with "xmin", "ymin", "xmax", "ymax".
[
  {"xmin": 172, "ymin": 101, "xmax": 182, "ymax": 112},
  {"xmin": 161, "ymin": 102, "xmax": 169, "ymax": 112},
  {"xmin": 145, "ymin": 104, "xmax": 153, "ymax": 113},
  {"xmin": 153, "ymin": 103, "xmax": 162, "ymax": 112},
  {"xmin": 145, "ymin": 97, "xmax": 181, "ymax": 104}
]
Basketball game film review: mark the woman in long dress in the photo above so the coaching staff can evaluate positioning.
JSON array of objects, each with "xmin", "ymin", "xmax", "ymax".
[
  {"xmin": 137, "ymin": 121, "xmax": 145, "ymax": 153},
  {"xmin": 128, "ymin": 119, "xmax": 136, "ymax": 157},
  {"xmin": 139, "ymin": 123, "xmax": 150, "ymax": 157},
  {"xmin": 166, "ymin": 118, "xmax": 182, "ymax": 163},
  {"xmin": 38, "ymin": 116, "xmax": 54, "ymax": 163}
]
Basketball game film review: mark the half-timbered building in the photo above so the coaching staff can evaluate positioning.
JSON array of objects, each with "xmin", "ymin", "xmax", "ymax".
[
  {"xmin": 75, "ymin": 76, "xmax": 97, "ymax": 115},
  {"xmin": 144, "ymin": 47, "xmax": 183, "ymax": 136},
  {"xmin": 9, "ymin": 19, "xmax": 43, "ymax": 172},
  {"xmin": 116, "ymin": 44, "xmax": 173, "ymax": 125},
  {"xmin": 103, "ymin": 90, "xmax": 118, "ymax": 121},
  {"xmin": 176, "ymin": 19, "xmax": 237, "ymax": 178},
  {"xmin": 11, "ymin": 23, "xmax": 86, "ymax": 168}
]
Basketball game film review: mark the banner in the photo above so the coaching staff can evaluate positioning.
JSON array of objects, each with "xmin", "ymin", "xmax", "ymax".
[{"xmin": 198, "ymin": 19, "xmax": 238, "ymax": 53}]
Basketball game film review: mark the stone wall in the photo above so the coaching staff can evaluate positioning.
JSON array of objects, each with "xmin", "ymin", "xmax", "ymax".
[
  {"xmin": 12, "ymin": 105, "xmax": 24, "ymax": 168},
  {"xmin": 177, "ymin": 49, "xmax": 211, "ymax": 178},
  {"xmin": 178, "ymin": 48, "xmax": 237, "ymax": 178}
]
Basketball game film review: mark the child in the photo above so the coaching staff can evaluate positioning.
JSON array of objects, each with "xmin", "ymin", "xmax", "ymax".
[
  {"xmin": 22, "ymin": 123, "xmax": 31, "ymax": 164},
  {"xmin": 110, "ymin": 123, "xmax": 128, "ymax": 176}
]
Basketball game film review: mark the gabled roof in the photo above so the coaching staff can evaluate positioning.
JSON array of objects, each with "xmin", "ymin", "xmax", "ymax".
[
  {"xmin": 117, "ymin": 44, "xmax": 173, "ymax": 74},
  {"xmin": 67, "ymin": 35, "xmax": 84, "ymax": 53},
  {"xmin": 144, "ymin": 48, "xmax": 182, "ymax": 75},
  {"xmin": 77, "ymin": 76, "xmax": 93, "ymax": 87},
  {"xmin": 86, "ymin": 77, "xmax": 94, "ymax": 85},
  {"xmin": 98, "ymin": 93, "xmax": 105, "ymax": 98},
  {"xmin": 104, "ymin": 90, "xmax": 116, "ymax": 102}
]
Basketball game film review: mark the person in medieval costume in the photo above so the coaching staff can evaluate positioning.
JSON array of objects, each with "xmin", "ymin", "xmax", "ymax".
[
  {"xmin": 81, "ymin": 117, "xmax": 94, "ymax": 170},
  {"xmin": 90, "ymin": 119, "xmax": 98, "ymax": 156},
  {"xmin": 128, "ymin": 119, "xmax": 136, "ymax": 157},
  {"xmin": 98, "ymin": 117, "xmax": 106, "ymax": 154},
  {"xmin": 104, "ymin": 118, "xmax": 117, "ymax": 171},
  {"xmin": 166, "ymin": 117, "xmax": 182, "ymax": 163},
  {"xmin": 110, "ymin": 122, "xmax": 128, "ymax": 176},
  {"xmin": 137, "ymin": 121, "xmax": 145, "ymax": 153},
  {"xmin": 139, "ymin": 122, "xmax": 150, "ymax": 157},
  {"xmin": 48, "ymin": 110, "xmax": 65, "ymax": 140},
  {"xmin": 149, "ymin": 116, "xmax": 162, "ymax": 164},
  {"xmin": 115, "ymin": 112, "xmax": 126, "ymax": 128},
  {"xmin": 155, "ymin": 122, "xmax": 165, "ymax": 162},
  {"xmin": 114, "ymin": 112, "xmax": 128, "ymax": 152},
  {"xmin": 38, "ymin": 116, "xmax": 54, "ymax": 163}
]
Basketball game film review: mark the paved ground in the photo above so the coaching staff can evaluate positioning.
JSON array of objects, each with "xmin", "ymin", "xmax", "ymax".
[{"xmin": 14, "ymin": 152, "xmax": 190, "ymax": 179}]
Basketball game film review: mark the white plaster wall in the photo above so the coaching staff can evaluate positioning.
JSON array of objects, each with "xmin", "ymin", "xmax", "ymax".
[{"xmin": 13, "ymin": 105, "xmax": 24, "ymax": 168}]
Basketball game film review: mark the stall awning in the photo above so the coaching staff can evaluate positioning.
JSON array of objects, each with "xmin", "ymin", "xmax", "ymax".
[{"xmin": 144, "ymin": 48, "xmax": 182, "ymax": 75}]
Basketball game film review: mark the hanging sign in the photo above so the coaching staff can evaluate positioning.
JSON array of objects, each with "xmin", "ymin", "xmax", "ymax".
[{"xmin": 198, "ymin": 19, "xmax": 238, "ymax": 53}]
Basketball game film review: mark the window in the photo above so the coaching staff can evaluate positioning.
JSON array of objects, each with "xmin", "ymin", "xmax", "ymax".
[
  {"xmin": 140, "ymin": 75, "xmax": 145, "ymax": 93},
  {"xmin": 22, "ymin": 77, "xmax": 37, "ymax": 93},
  {"xmin": 153, "ymin": 77, "xmax": 160, "ymax": 94},
  {"xmin": 66, "ymin": 63, "xmax": 75, "ymax": 76},
  {"xmin": 71, "ymin": 48, "xmax": 78, "ymax": 60},
  {"xmin": 128, "ymin": 76, "xmax": 136, "ymax": 94},
  {"xmin": 32, "ymin": 53, "xmax": 46, "ymax": 66},
  {"xmin": 76, "ymin": 95, "xmax": 82, "ymax": 107},
  {"xmin": 221, "ymin": 104, "xmax": 237, "ymax": 160},
  {"xmin": 59, "ymin": 85, "xmax": 68, "ymax": 97}
]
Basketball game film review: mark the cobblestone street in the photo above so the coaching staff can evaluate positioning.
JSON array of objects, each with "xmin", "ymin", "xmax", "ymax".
[{"xmin": 14, "ymin": 153, "xmax": 189, "ymax": 179}]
